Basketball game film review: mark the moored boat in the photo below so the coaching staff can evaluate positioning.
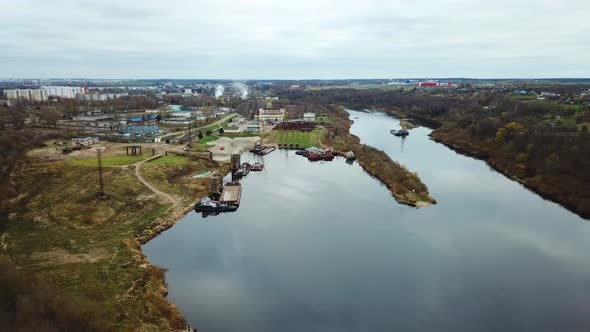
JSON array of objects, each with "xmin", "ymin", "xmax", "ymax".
[
  {"xmin": 251, "ymin": 162, "xmax": 264, "ymax": 171},
  {"xmin": 195, "ymin": 197, "xmax": 238, "ymax": 213}
]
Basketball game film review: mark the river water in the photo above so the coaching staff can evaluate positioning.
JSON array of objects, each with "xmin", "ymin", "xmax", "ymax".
[{"xmin": 143, "ymin": 109, "xmax": 589, "ymax": 331}]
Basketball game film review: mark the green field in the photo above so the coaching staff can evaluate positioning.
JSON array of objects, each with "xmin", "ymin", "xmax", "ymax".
[
  {"xmin": 268, "ymin": 129, "xmax": 323, "ymax": 148},
  {"xmin": 197, "ymin": 135, "xmax": 220, "ymax": 144},
  {"xmin": 219, "ymin": 132, "xmax": 260, "ymax": 138},
  {"xmin": 316, "ymin": 114, "xmax": 330, "ymax": 123},
  {"xmin": 68, "ymin": 154, "xmax": 150, "ymax": 167},
  {"xmin": 146, "ymin": 155, "xmax": 189, "ymax": 165}
]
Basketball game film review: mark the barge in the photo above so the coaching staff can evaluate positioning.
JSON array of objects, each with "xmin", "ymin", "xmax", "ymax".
[
  {"xmin": 220, "ymin": 182, "xmax": 242, "ymax": 206},
  {"xmin": 296, "ymin": 147, "xmax": 337, "ymax": 162}
]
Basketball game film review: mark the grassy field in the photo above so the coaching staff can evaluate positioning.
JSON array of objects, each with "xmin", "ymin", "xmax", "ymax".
[
  {"xmin": 4, "ymin": 159, "xmax": 186, "ymax": 330},
  {"xmin": 68, "ymin": 154, "xmax": 150, "ymax": 167},
  {"xmin": 316, "ymin": 114, "xmax": 330, "ymax": 123},
  {"xmin": 142, "ymin": 156, "xmax": 228, "ymax": 205},
  {"xmin": 196, "ymin": 135, "xmax": 220, "ymax": 144},
  {"xmin": 219, "ymin": 131, "xmax": 261, "ymax": 138},
  {"xmin": 268, "ymin": 129, "xmax": 323, "ymax": 148}
]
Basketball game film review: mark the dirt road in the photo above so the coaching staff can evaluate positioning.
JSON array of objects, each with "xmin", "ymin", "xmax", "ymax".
[{"xmin": 134, "ymin": 155, "xmax": 179, "ymax": 205}]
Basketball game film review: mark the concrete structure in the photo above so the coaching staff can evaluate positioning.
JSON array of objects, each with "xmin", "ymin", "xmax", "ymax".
[
  {"xmin": 255, "ymin": 108, "xmax": 286, "ymax": 122},
  {"xmin": 303, "ymin": 112, "xmax": 316, "ymax": 122},
  {"xmin": 5, "ymin": 89, "xmax": 47, "ymax": 101},
  {"xmin": 42, "ymin": 86, "xmax": 85, "ymax": 99},
  {"xmin": 72, "ymin": 136, "xmax": 99, "ymax": 147}
]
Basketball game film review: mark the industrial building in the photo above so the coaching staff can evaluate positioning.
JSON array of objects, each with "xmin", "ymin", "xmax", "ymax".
[
  {"xmin": 120, "ymin": 124, "xmax": 159, "ymax": 136},
  {"xmin": 255, "ymin": 108, "xmax": 286, "ymax": 122},
  {"xmin": 72, "ymin": 137, "xmax": 99, "ymax": 147},
  {"xmin": 246, "ymin": 121, "xmax": 264, "ymax": 133},
  {"xmin": 303, "ymin": 112, "xmax": 316, "ymax": 122}
]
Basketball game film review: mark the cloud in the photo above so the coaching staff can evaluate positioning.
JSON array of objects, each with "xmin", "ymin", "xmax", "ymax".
[{"xmin": 0, "ymin": 0, "xmax": 588, "ymax": 78}]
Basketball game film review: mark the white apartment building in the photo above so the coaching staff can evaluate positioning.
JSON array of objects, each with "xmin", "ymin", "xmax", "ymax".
[
  {"xmin": 42, "ymin": 86, "xmax": 85, "ymax": 99},
  {"xmin": 4, "ymin": 89, "xmax": 48, "ymax": 101}
]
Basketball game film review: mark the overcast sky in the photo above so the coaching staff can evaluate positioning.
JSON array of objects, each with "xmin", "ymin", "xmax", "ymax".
[{"xmin": 1, "ymin": 0, "xmax": 589, "ymax": 79}]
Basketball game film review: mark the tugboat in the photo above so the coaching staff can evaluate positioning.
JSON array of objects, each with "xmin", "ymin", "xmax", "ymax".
[
  {"xmin": 250, "ymin": 143, "xmax": 263, "ymax": 154},
  {"xmin": 195, "ymin": 197, "xmax": 238, "ymax": 213},
  {"xmin": 234, "ymin": 162, "xmax": 250, "ymax": 177},
  {"xmin": 390, "ymin": 129, "xmax": 409, "ymax": 137},
  {"xmin": 250, "ymin": 162, "xmax": 264, "ymax": 171},
  {"xmin": 344, "ymin": 151, "xmax": 356, "ymax": 161}
]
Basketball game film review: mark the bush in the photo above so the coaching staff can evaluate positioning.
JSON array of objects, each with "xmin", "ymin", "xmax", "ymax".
[{"xmin": 0, "ymin": 256, "xmax": 109, "ymax": 331}]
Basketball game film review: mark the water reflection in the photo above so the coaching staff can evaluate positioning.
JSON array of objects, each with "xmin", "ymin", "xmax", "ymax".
[{"xmin": 144, "ymin": 110, "xmax": 590, "ymax": 332}]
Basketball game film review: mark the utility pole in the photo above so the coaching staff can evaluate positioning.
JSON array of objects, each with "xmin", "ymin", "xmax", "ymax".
[
  {"xmin": 97, "ymin": 148, "xmax": 106, "ymax": 198},
  {"xmin": 188, "ymin": 122, "xmax": 192, "ymax": 142}
]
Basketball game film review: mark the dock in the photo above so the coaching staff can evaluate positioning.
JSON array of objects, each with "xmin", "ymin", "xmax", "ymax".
[{"xmin": 220, "ymin": 183, "xmax": 242, "ymax": 206}]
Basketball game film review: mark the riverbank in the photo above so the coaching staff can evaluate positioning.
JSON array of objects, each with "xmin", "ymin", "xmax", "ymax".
[
  {"xmin": 1, "ymin": 144, "xmax": 230, "ymax": 330},
  {"xmin": 430, "ymin": 130, "xmax": 590, "ymax": 220},
  {"xmin": 326, "ymin": 106, "xmax": 436, "ymax": 207},
  {"xmin": 378, "ymin": 106, "xmax": 590, "ymax": 220}
]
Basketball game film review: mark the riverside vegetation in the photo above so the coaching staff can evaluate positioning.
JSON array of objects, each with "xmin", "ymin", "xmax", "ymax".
[{"xmin": 0, "ymin": 129, "xmax": 229, "ymax": 330}]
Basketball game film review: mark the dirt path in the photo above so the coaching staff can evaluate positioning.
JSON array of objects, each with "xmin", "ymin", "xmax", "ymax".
[{"xmin": 134, "ymin": 155, "xmax": 179, "ymax": 206}]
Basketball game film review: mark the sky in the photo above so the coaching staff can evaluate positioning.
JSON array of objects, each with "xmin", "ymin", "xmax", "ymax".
[{"xmin": 1, "ymin": 0, "xmax": 589, "ymax": 79}]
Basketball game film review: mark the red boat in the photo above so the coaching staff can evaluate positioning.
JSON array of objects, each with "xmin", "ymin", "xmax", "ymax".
[
  {"xmin": 323, "ymin": 152, "xmax": 334, "ymax": 161},
  {"xmin": 307, "ymin": 153, "xmax": 322, "ymax": 161}
]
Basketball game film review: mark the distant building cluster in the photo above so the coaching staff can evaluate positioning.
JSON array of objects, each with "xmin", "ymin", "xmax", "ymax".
[
  {"xmin": 78, "ymin": 93, "xmax": 128, "ymax": 101},
  {"xmin": 4, "ymin": 89, "xmax": 47, "ymax": 101}
]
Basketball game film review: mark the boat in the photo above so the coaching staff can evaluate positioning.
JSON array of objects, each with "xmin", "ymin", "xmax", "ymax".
[
  {"xmin": 237, "ymin": 162, "xmax": 251, "ymax": 176},
  {"xmin": 250, "ymin": 162, "xmax": 264, "ymax": 171},
  {"xmin": 250, "ymin": 143, "xmax": 263, "ymax": 154},
  {"xmin": 308, "ymin": 152, "xmax": 322, "ymax": 161},
  {"xmin": 295, "ymin": 150, "xmax": 308, "ymax": 156},
  {"xmin": 251, "ymin": 143, "xmax": 276, "ymax": 155},
  {"xmin": 390, "ymin": 129, "xmax": 409, "ymax": 137},
  {"xmin": 195, "ymin": 197, "xmax": 238, "ymax": 213},
  {"xmin": 323, "ymin": 151, "xmax": 334, "ymax": 161},
  {"xmin": 344, "ymin": 151, "xmax": 356, "ymax": 161}
]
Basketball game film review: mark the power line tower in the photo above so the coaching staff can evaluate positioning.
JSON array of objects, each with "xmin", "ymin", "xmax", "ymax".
[
  {"xmin": 188, "ymin": 122, "xmax": 192, "ymax": 142},
  {"xmin": 97, "ymin": 148, "xmax": 106, "ymax": 198}
]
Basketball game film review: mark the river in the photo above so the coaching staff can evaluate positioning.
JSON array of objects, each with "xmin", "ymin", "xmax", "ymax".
[{"xmin": 143, "ymin": 109, "xmax": 590, "ymax": 331}]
